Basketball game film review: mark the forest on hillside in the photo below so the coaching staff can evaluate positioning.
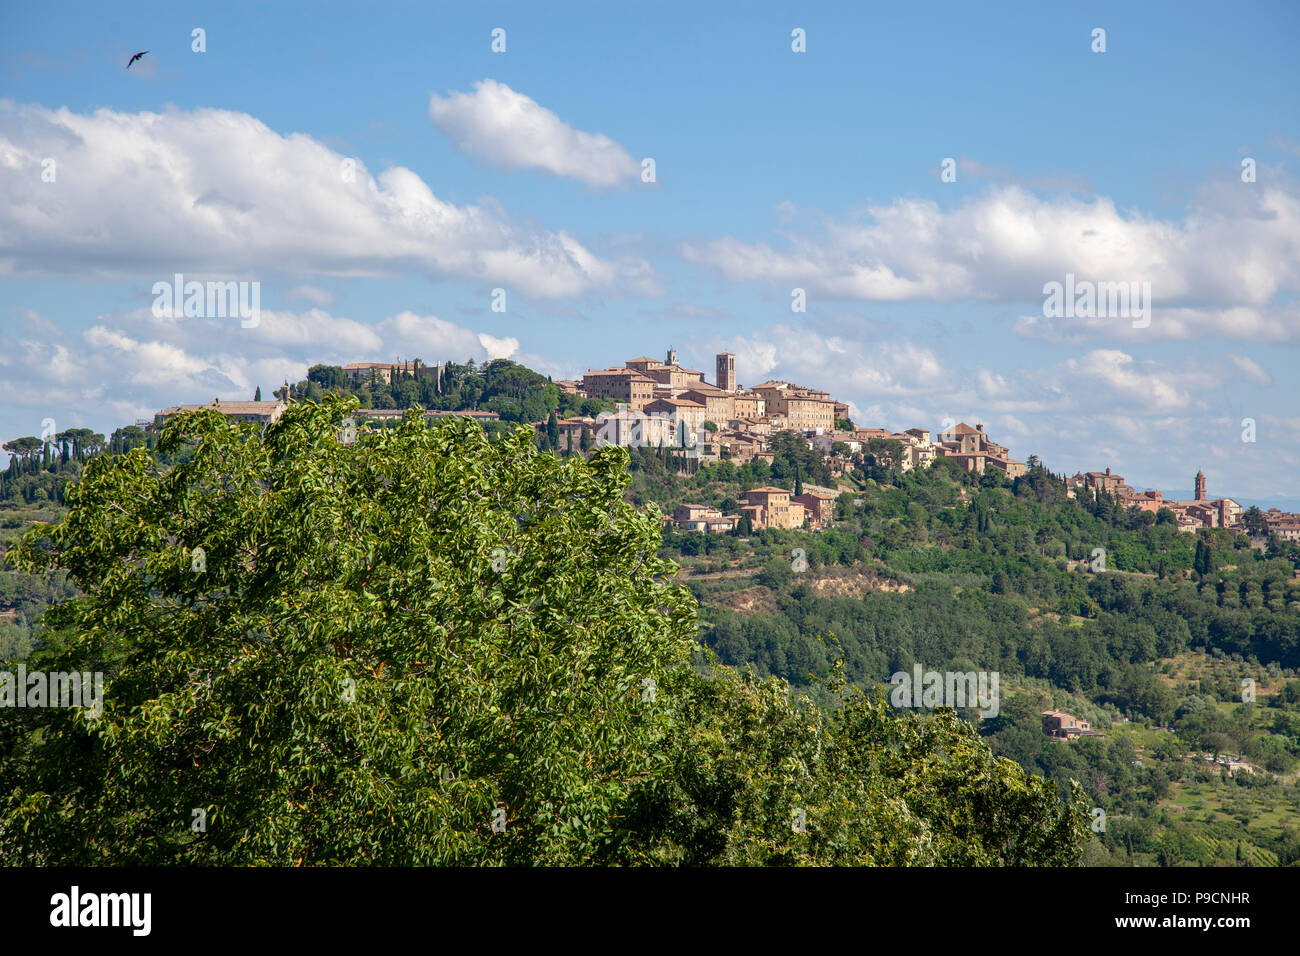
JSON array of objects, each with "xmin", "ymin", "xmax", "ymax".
[{"xmin": 635, "ymin": 441, "xmax": 1300, "ymax": 866}]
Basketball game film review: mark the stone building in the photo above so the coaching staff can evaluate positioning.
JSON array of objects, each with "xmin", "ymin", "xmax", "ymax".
[
  {"xmin": 343, "ymin": 360, "xmax": 444, "ymax": 389},
  {"xmin": 581, "ymin": 368, "xmax": 658, "ymax": 410},
  {"xmin": 1042, "ymin": 709, "xmax": 1102, "ymax": 739},
  {"xmin": 750, "ymin": 382, "xmax": 836, "ymax": 433},
  {"xmin": 741, "ymin": 486, "xmax": 806, "ymax": 529},
  {"xmin": 155, "ymin": 399, "xmax": 287, "ymax": 428}
]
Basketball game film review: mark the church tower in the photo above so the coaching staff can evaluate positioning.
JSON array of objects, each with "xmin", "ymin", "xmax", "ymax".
[
  {"xmin": 666, "ymin": 347, "xmax": 678, "ymax": 367},
  {"xmin": 1194, "ymin": 469, "xmax": 1207, "ymax": 501},
  {"xmin": 716, "ymin": 352, "xmax": 736, "ymax": 392}
]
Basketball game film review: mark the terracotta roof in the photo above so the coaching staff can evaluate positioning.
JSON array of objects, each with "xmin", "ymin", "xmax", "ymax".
[
  {"xmin": 584, "ymin": 368, "xmax": 657, "ymax": 382},
  {"xmin": 159, "ymin": 400, "xmax": 284, "ymax": 416},
  {"xmin": 356, "ymin": 408, "xmax": 499, "ymax": 420},
  {"xmin": 647, "ymin": 398, "xmax": 705, "ymax": 408}
]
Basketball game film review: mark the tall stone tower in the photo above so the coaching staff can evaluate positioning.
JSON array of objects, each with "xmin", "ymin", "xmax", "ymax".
[
  {"xmin": 666, "ymin": 347, "xmax": 677, "ymax": 367},
  {"xmin": 716, "ymin": 352, "xmax": 736, "ymax": 392},
  {"xmin": 1195, "ymin": 469, "xmax": 1207, "ymax": 501}
]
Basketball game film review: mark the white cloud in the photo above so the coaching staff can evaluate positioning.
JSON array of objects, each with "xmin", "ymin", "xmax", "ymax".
[
  {"xmin": 998, "ymin": 414, "xmax": 1028, "ymax": 437},
  {"xmin": 0, "ymin": 307, "xmax": 524, "ymax": 443},
  {"xmin": 683, "ymin": 182, "xmax": 1300, "ymax": 339},
  {"xmin": 1229, "ymin": 355, "xmax": 1272, "ymax": 386},
  {"xmin": 1014, "ymin": 303, "xmax": 1300, "ymax": 344},
  {"xmin": 428, "ymin": 80, "xmax": 640, "ymax": 189},
  {"xmin": 0, "ymin": 102, "xmax": 649, "ymax": 298},
  {"xmin": 1038, "ymin": 349, "xmax": 1254, "ymax": 417},
  {"xmin": 477, "ymin": 332, "xmax": 519, "ymax": 360},
  {"xmin": 715, "ymin": 326, "xmax": 949, "ymax": 398}
]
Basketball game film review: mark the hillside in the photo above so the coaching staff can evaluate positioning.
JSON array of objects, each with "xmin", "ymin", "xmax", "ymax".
[
  {"xmin": 634, "ymin": 444, "xmax": 1300, "ymax": 867},
  {"xmin": 6, "ymin": 364, "xmax": 1299, "ymax": 867}
]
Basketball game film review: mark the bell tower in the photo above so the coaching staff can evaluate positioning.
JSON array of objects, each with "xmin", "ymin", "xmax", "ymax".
[
  {"xmin": 1194, "ymin": 469, "xmax": 1206, "ymax": 501},
  {"xmin": 716, "ymin": 352, "xmax": 736, "ymax": 392}
]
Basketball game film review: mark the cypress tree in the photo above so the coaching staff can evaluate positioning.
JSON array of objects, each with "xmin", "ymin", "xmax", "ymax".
[{"xmin": 545, "ymin": 411, "xmax": 559, "ymax": 450}]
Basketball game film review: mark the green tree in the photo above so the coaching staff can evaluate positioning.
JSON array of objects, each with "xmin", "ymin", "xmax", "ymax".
[
  {"xmin": 2, "ymin": 437, "xmax": 42, "ymax": 466},
  {"xmin": 1194, "ymin": 539, "xmax": 1214, "ymax": 577},
  {"xmin": 625, "ymin": 663, "xmax": 1088, "ymax": 865},
  {"xmin": 1242, "ymin": 506, "xmax": 1268, "ymax": 536},
  {"xmin": 545, "ymin": 411, "xmax": 560, "ymax": 451},
  {"xmin": 2, "ymin": 395, "xmax": 1088, "ymax": 867},
  {"xmin": 307, "ymin": 365, "xmax": 348, "ymax": 390},
  {"xmin": 2, "ymin": 397, "xmax": 697, "ymax": 865}
]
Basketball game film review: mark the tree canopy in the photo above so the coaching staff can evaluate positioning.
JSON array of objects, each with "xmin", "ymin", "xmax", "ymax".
[{"xmin": 1, "ymin": 395, "xmax": 1086, "ymax": 865}]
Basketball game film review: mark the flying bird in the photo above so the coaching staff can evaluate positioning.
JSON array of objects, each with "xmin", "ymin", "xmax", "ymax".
[{"xmin": 126, "ymin": 51, "xmax": 149, "ymax": 70}]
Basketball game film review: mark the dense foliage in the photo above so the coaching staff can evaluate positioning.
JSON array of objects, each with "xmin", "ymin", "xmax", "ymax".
[
  {"xmin": 297, "ymin": 358, "xmax": 613, "ymax": 425},
  {"xmin": 0, "ymin": 397, "xmax": 1085, "ymax": 865},
  {"xmin": 644, "ymin": 448, "xmax": 1300, "ymax": 867}
]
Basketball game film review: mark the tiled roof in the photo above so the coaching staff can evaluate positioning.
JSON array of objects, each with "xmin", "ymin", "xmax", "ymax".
[
  {"xmin": 585, "ymin": 368, "xmax": 657, "ymax": 382},
  {"xmin": 159, "ymin": 400, "xmax": 284, "ymax": 416},
  {"xmin": 648, "ymin": 397, "xmax": 705, "ymax": 407}
]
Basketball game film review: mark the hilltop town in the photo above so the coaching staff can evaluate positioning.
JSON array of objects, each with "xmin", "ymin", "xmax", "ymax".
[
  {"xmin": 570, "ymin": 349, "xmax": 1297, "ymax": 542},
  {"xmin": 138, "ymin": 347, "xmax": 1300, "ymax": 543},
  {"xmin": 559, "ymin": 348, "xmax": 1032, "ymax": 532}
]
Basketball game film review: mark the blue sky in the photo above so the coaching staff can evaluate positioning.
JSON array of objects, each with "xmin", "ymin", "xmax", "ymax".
[{"xmin": 2, "ymin": 0, "xmax": 1298, "ymax": 503}]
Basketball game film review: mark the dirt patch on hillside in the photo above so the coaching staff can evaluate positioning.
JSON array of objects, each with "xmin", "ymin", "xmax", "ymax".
[
  {"xmin": 699, "ymin": 567, "xmax": 912, "ymax": 614},
  {"xmin": 806, "ymin": 569, "xmax": 912, "ymax": 598},
  {"xmin": 711, "ymin": 586, "xmax": 779, "ymax": 615},
  {"xmin": 678, "ymin": 566, "xmax": 758, "ymax": 582}
]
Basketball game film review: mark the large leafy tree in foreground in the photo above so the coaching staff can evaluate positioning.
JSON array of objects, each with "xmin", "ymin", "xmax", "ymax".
[
  {"xmin": 630, "ymin": 662, "xmax": 1087, "ymax": 866},
  {"xmin": 1, "ymin": 396, "xmax": 1086, "ymax": 865}
]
